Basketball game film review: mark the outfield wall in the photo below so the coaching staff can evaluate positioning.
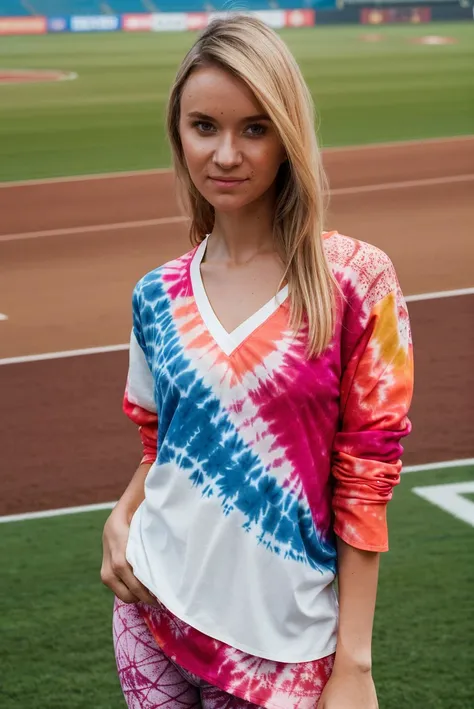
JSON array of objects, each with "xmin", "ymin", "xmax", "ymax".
[
  {"xmin": 0, "ymin": 4, "xmax": 472, "ymax": 36},
  {"xmin": 0, "ymin": 9, "xmax": 315, "ymax": 35}
]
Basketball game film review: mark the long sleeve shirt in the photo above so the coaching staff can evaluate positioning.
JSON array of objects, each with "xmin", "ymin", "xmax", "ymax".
[{"xmin": 123, "ymin": 230, "xmax": 413, "ymax": 708}]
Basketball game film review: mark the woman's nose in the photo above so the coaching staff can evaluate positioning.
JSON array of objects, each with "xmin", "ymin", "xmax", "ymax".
[{"xmin": 212, "ymin": 133, "xmax": 243, "ymax": 169}]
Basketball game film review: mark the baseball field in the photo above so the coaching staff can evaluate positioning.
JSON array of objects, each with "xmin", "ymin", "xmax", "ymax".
[{"xmin": 0, "ymin": 21, "xmax": 473, "ymax": 709}]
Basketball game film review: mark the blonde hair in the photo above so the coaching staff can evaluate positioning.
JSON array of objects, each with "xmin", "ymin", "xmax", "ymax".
[{"xmin": 167, "ymin": 14, "xmax": 336, "ymax": 357}]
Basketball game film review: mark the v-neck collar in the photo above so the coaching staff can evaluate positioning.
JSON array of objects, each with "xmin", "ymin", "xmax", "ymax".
[{"xmin": 190, "ymin": 236, "xmax": 289, "ymax": 357}]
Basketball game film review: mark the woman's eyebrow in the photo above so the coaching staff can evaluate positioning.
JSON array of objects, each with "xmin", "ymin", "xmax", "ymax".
[
  {"xmin": 187, "ymin": 111, "xmax": 215, "ymax": 120},
  {"xmin": 187, "ymin": 111, "xmax": 270, "ymax": 122},
  {"xmin": 244, "ymin": 114, "xmax": 270, "ymax": 121}
]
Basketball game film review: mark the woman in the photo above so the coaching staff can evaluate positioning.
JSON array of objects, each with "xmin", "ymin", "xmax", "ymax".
[{"xmin": 101, "ymin": 15, "xmax": 414, "ymax": 709}]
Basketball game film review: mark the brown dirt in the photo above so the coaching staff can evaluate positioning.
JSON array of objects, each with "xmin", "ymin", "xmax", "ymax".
[
  {"xmin": 0, "ymin": 70, "xmax": 75, "ymax": 84},
  {"xmin": 0, "ymin": 137, "xmax": 473, "ymax": 515},
  {"xmin": 411, "ymin": 36, "xmax": 457, "ymax": 45}
]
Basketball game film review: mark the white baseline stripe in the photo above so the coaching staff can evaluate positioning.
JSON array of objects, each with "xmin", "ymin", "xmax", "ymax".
[
  {"xmin": 0, "ymin": 287, "xmax": 472, "ymax": 366},
  {"xmin": 330, "ymin": 173, "xmax": 474, "ymax": 196},
  {"xmin": 0, "ymin": 313, "xmax": 7, "ymax": 321},
  {"xmin": 1, "ymin": 457, "xmax": 473, "ymax": 523},
  {"xmin": 0, "ymin": 501, "xmax": 116, "ymax": 524},
  {"xmin": 0, "ymin": 134, "xmax": 472, "ymax": 188},
  {"xmin": 0, "ymin": 167, "xmax": 172, "ymax": 188},
  {"xmin": 402, "ymin": 458, "xmax": 474, "ymax": 474},
  {"xmin": 323, "ymin": 134, "xmax": 474, "ymax": 154},
  {"xmin": 405, "ymin": 287, "xmax": 474, "ymax": 303},
  {"xmin": 0, "ymin": 343, "xmax": 129, "ymax": 365},
  {"xmin": 0, "ymin": 216, "xmax": 188, "ymax": 243},
  {"xmin": 1, "ymin": 174, "xmax": 473, "ymax": 244}
]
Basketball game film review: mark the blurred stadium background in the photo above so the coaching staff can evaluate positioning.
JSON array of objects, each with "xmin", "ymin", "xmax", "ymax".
[{"xmin": 0, "ymin": 1, "xmax": 473, "ymax": 708}]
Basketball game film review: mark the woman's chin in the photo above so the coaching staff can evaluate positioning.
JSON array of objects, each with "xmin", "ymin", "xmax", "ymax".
[{"xmin": 207, "ymin": 196, "xmax": 252, "ymax": 213}]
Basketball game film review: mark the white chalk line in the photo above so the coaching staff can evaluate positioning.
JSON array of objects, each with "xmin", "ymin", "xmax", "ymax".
[
  {"xmin": 0, "ymin": 134, "xmax": 472, "ymax": 188},
  {"xmin": 0, "ymin": 313, "xmax": 7, "ymax": 321},
  {"xmin": 323, "ymin": 134, "xmax": 474, "ymax": 153},
  {"xmin": 0, "ymin": 216, "xmax": 187, "ymax": 243},
  {"xmin": 0, "ymin": 167, "xmax": 172, "ymax": 188},
  {"xmin": 402, "ymin": 458, "xmax": 474, "ymax": 474},
  {"xmin": 0, "ymin": 286, "xmax": 472, "ymax": 366},
  {"xmin": 0, "ymin": 501, "xmax": 117, "ymax": 524},
  {"xmin": 330, "ymin": 173, "xmax": 474, "ymax": 196},
  {"xmin": 0, "ymin": 343, "xmax": 129, "ymax": 366},
  {"xmin": 0, "ymin": 343, "xmax": 129, "ymax": 365},
  {"xmin": 405, "ymin": 287, "xmax": 474, "ymax": 303},
  {"xmin": 413, "ymin": 481, "xmax": 474, "ymax": 528},
  {"xmin": 1, "ymin": 456, "xmax": 473, "ymax": 524},
  {"xmin": 1, "ymin": 173, "xmax": 473, "ymax": 244}
]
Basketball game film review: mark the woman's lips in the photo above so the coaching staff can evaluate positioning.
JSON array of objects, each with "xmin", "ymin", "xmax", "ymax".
[{"xmin": 208, "ymin": 177, "xmax": 248, "ymax": 188}]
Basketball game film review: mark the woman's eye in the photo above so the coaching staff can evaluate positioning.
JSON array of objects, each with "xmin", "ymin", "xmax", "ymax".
[
  {"xmin": 245, "ymin": 123, "xmax": 266, "ymax": 137},
  {"xmin": 193, "ymin": 121, "xmax": 215, "ymax": 134}
]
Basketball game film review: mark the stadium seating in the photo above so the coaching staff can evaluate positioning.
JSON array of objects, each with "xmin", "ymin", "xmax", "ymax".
[
  {"xmin": 0, "ymin": 0, "xmax": 316, "ymax": 17},
  {"xmin": 0, "ymin": 0, "xmax": 29, "ymax": 15}
]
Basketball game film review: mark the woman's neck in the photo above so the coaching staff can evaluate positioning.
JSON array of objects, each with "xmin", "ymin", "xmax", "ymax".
[{"xmin": 209, "ymin": 196, "xmax": 276, "ymax": 265}]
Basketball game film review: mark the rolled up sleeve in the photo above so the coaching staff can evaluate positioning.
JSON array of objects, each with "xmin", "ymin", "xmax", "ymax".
[{"xmin": 332, "ymin": 267, "xmax": 414, "ymax": 552}]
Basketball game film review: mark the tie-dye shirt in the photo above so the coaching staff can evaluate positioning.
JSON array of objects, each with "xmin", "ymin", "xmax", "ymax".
[{"xmin": 123, "ymin": 231, "xmax": 413, "ymax": 708}]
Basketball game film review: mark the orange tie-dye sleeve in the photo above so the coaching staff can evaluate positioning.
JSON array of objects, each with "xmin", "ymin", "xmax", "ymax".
[{"xmin": 332, "ymin": 266, "xmax": 414, "ymax": 552}]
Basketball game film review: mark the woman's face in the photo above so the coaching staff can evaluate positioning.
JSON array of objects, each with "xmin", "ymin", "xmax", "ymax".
[{"xmin": 178, "ymin": 64, "xmax": 286, "ymax": 214}]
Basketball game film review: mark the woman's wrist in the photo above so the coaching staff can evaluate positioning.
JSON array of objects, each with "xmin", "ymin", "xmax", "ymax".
[
  {"xmin": 333, "ymin": 641, "xmax": 372, "ymax": 674},
  {"xmin": 111, "ymin": 500, "xmax": 133, "ymax": 525},
  {"xmin": 111, "ymin": 462, "xmax": 151, "ymax": 524}
]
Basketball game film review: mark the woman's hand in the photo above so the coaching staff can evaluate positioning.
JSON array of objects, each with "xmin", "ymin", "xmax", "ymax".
[
  {"xmin": 318, "ymin": 664, "xmax": 378, "ymax": 709},
  {"xmin": 100, "ymin": 507, "xmax": 157, "ymax": 606}
]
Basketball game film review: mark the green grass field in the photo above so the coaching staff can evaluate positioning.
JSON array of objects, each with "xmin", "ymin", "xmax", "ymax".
[
  {"xmin": 0, "ymin": 22, "xmax": 473, "ymax": 181},
  {"xmin": 1, "ymin": 464, "xmax": 473, "ymax": 709}
]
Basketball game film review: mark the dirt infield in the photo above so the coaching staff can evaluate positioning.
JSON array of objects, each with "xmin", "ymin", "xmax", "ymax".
[
  {"xmin": 0, "ymin": 137, "xmax": 473, "ymax": 515},
  {"xmin": 0, "ymin": 70, "xmax": 77, "ymax": 84}
]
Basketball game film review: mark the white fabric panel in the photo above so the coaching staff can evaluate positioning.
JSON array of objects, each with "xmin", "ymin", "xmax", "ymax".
[
  {"xmin": 127, "ymin": 329, "xmax": 156, "ymax": 413},
  {"xmin": 126, "ymin": 460, "xmax": 338, "ymax": 663}
]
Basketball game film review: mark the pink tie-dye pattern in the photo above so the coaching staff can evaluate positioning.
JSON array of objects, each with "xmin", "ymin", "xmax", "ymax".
[
  {"xmin": 136, "ymin": 599, "xmax": 334, "ymax": 709},
  {"xmin": 245, "ymin": 320, "xmax": 340, "ymax": 531},
  {"xmin": 114, "ymin": 598, "xmax": 268, "ymax": 709}
]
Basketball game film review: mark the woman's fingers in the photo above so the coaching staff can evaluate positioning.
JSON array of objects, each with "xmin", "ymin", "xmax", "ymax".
[
  {"xmin": 123, "ymin": 570, "xmax": 159, "ymax": 606},
  {"xmin": 101, "ymin": 566, "xmax": 141, "ymax": 603},
  {"xmin": 101, "ymin": 513, "xmax": 158, "ymax": 606},
  {"xmin": 113, "ymin": 579, "xmax": 142, "ymax": 605},
  {"xmin": 111, "ymin": 558, "xmax": 158, "ymax": 606}
]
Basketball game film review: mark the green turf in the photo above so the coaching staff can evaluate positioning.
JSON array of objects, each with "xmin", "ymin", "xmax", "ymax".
[
  {"xmin": 0, "ymin": 22, "xmax": 473, "ymax": 181},
  {"xmin": 0, "ymin": 464, "xmax": 473, "ymax": 708}
]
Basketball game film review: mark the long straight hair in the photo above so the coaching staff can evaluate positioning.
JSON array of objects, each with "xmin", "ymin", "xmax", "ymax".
[{"xmin": 167, "ymin": 15, "xmax": 336, "ymax": 357}]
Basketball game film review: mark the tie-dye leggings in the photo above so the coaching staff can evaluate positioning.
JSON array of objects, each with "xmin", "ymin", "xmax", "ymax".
[{"xmin": 113, "ymin": 598, "xmax": 264, "ymax": 709}]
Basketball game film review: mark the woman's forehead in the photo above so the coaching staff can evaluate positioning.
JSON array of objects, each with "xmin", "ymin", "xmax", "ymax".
[{"xmin": 181, "ymin": 65, "xmax": 264, "ymax": 118}]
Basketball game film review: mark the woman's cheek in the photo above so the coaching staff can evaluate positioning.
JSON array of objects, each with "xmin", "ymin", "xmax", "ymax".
[{"xmin": 181, "ymin": 131, "xmax": 207, "ymax": 166}]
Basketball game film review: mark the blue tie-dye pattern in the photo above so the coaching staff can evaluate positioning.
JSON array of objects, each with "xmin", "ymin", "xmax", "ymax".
[{"xmin": 133, "ymin": 267, "xmax": 336, "ymax": 574}]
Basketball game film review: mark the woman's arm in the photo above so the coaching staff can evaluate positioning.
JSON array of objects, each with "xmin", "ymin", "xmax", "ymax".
[
  {"xmin": 101, "ymin": 315, "xmax": 159, "ymax": 606},
  {"xmin": 110, "ymin": 461, "xmax": 151, "ymax": 524},
  {"xmin": 319, "ymin": 260, "xmax": 413, "ymax": 707},
  {"xmin": 319, "ymin": 541, "xmax": 380, "ymax": 708},
  {"xmin": 101, "ymin": 462, "xmax": 158, "ymax": 606},
  {"xmin": 333, "ymin": 539, "xmax": 379, "ymax": 673}
]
